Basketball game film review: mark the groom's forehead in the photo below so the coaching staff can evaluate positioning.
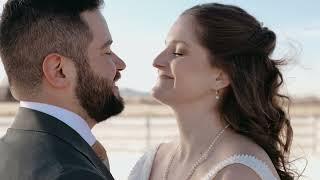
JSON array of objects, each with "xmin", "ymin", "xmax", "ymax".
[
  {"xmin": 81, "ymin": 10, "xmax": 112, "ymax": 47},
  {"xmin": 81, "ymin": 10, "xmax": 113, "ymax": 49}
]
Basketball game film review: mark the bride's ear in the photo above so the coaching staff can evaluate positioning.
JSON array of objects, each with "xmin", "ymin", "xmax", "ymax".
[{"xmin": 211, "ymin": 70, "xmax": 230, "ymax": 91}]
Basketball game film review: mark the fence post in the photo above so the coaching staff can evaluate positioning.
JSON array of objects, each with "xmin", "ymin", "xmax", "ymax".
[
  {"xmin": 313, "ymin": 115, "xmax": 319, "ymax": 155},
  {"xmin": 312, "ymin": 115, "xmax": 318, "ymax": 155},
  {"xmin": 146, "ymin": 114, "xmax": 151, "ymax": 149}
]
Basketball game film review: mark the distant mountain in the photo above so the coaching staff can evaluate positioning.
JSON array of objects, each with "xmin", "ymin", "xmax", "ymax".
[
  {"xmin": 120, "ymin": 88, "xmax": 150, "ymax": 97},
  {"xmin": 119, "ymin": 88, "xmax": 157, "ymax": 104},
  {"xmin": 0, "ymin": 76, "xmax": 8, "ymax": 87},
  {"xmin": 1, "ymin": 76, "xmax": 320, "ymax": 105},
  {"xmin": 0, "ymin": 76, "xmax": 154, "ymax": 102}
]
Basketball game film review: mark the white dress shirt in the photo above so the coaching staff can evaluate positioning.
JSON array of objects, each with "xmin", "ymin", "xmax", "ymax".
[{"xmin": 20, "ymin": 101, "xmax": 96, "ymax": 146}]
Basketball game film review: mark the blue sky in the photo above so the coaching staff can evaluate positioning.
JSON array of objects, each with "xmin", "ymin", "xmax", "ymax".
[{"xmin": 0, "ymin": 0, "xmax": 319, "ymax": 97}]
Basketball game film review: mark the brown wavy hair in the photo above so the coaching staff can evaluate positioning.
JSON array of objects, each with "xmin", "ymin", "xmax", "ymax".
[{"xmin": 183, "ymin": 3, "xmax": 295, "ymax": 180}]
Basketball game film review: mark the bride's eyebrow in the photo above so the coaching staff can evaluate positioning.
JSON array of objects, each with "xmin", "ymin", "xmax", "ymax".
[{"xmin": 165, "ymin": 39, "xmax": 189, "ymax": 47}]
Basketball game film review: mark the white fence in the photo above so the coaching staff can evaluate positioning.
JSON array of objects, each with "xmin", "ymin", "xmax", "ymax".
[
  {"xmin": 1, "ymin": 115, "xmax": 319, "ymax": 155},
  {"xmin": 0, "ymin": 115, "xmax": 319, "ymax": 179},
  {"xmin": 93, "ymin": 115, "xmax": 320, "ymax": 156},
  {"xmin": 290, "ymin": 115, "xmax": 320, "ymax": 156}
]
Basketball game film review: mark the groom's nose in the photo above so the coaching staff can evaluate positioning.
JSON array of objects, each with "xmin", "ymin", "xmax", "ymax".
[{"xmin": 112, "ymin": 53, "xmax": 126, "ymax": 71}]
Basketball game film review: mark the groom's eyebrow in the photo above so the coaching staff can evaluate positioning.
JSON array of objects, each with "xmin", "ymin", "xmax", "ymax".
[{"xmin": 100, "ymin": 39, "xmax": 113, "ymax": 49}]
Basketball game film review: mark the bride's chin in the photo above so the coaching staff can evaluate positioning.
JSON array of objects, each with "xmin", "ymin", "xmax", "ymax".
[
  {"xmin": 151, "ymin": 86, "xmax": 169, "ymax": 103},
  {"xmin": 151, "ymin": 86, "xmax": 162, "ymax": 99}
]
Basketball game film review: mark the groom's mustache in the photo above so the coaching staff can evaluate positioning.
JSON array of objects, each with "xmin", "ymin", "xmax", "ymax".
[{"xmin": 113, "ymin": 72, "xmax": 121, "ymax": 82}]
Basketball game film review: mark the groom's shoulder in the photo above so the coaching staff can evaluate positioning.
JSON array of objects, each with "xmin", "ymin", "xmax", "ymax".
[
  {"xmin": 55, "ymin": 168, "xmax": 106, "ymax": 180},
  {"xmin": 0, "ymin": 129, "xmax": 102, "ymax": 179}
]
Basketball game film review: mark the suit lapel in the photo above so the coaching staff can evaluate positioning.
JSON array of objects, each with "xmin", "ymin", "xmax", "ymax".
[{"xmin": 10, "ymin": 107, "xmax": 114, "ymax": 179}]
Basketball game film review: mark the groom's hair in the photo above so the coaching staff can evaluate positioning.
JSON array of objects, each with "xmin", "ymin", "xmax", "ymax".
[{"xmin": 0, "ymin": 0, "xmax": 104, "ymax": 98}]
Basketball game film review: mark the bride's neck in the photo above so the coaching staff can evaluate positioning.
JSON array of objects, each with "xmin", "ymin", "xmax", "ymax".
[{"xmin": 172, "ymin": 102, "xmax": 227, "ymax": 162}]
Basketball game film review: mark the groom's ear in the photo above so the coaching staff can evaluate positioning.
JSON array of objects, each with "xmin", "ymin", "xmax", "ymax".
[{"xmin": 42, "ymin": 53, "xmax": 75, "ymax": 88}]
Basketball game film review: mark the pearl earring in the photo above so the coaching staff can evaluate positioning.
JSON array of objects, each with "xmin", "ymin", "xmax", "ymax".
[{"xmin": 215, "ymin": 90, "xmax": 220, "ymax": 100}]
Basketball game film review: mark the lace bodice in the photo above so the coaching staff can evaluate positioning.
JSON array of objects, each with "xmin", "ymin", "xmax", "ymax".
[
  {"xmin": 202, "ymin": 154, "xmax": 278, "ymax": 180},
  {"xmin": 128, "ymin": 145, "xmax": 278, "ymax": 180}
]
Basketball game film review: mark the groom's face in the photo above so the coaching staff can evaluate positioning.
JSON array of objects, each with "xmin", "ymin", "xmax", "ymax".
[{"xmin": 75, "ymin": 10, "xmax": 126, "ymax": 122}]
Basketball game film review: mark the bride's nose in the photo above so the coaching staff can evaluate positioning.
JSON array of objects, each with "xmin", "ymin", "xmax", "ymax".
[{"xmin": 153, "ymin": 51, "xmax": 170, "ymax": 69}]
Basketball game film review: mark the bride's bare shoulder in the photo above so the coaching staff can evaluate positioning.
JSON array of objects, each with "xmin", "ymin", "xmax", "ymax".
[
  {"xmin": 220, "ymin": 132, "xmax": 272, "ymax": 162},
  {"xmin": 211, "ymin": 132, "xmax": 280, "ymax": 177}
]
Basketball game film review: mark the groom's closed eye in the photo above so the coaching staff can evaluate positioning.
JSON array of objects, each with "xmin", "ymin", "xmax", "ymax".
[
  {"xmin": 100, "ymin": 39, "xmax": 113, "ymax": 55},
  {"xmin": 105, "ymin": 50, "xmax": 112, "ymax": 55}
]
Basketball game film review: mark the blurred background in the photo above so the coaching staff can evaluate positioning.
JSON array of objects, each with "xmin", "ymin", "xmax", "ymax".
[{"xmin": 0, "ymin": 0, "xmax": 319, "ymax": 179}]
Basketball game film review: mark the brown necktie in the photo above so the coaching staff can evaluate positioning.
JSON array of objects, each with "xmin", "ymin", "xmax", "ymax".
[{"xmin": 92, "ymin": 140, "xmax": 110, "ymax": 169}]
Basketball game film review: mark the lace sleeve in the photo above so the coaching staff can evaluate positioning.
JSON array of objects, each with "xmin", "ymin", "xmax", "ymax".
[{"xmin": 128, "ymin": 145, "xmax": 160, "ymax": 180}]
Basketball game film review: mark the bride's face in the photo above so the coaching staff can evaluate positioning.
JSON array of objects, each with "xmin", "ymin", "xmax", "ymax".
[{"xmin": 152, "ymin": 15, "xmax": 222, "ymax": 105}]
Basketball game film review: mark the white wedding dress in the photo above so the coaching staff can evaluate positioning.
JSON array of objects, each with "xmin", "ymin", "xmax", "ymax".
[{"xmin": 128, "ymin": 145, "xmax": 278, "ymax": 180}]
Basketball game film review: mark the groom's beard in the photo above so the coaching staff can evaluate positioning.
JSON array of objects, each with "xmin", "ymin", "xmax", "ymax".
[{"xmin": 75, "ymin": 63, "xmax": 124, "ymax": 123}]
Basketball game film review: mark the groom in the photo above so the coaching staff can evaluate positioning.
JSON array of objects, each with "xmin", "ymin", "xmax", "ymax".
[{"xmin": 0, "ymin": 0, "xmax": 126, "ymax": 179}]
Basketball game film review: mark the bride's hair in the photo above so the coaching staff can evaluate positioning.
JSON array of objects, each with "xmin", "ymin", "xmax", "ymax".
[{"xmin": 183, "ymin": 3, "xmax": 296, "ymax": 180}]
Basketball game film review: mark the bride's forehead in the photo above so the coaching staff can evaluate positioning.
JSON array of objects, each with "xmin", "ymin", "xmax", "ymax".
[{"xmin": 167, "ymin": 16, "xmax": 199, "ymax": 43}]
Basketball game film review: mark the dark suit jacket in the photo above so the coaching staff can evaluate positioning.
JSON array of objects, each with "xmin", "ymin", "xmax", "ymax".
[{"xmin": 0, "ymin": 107, "xmax": 114, "ymax": 180}]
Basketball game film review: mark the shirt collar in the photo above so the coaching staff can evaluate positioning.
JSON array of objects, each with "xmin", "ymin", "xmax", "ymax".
[{"xmin": 20, "ymin": 101, "xmax": 96, "ymax": 146}]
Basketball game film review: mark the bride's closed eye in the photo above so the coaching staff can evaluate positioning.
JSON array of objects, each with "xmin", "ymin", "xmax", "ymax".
[{"xmin": 173, "ymin": 48, "xmax": 186, "ymax": 57}]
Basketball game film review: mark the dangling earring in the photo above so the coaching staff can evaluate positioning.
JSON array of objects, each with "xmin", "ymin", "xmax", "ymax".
[{"xmin": 215, "ymin": 90, "xmax": 220, "ymax": 100}]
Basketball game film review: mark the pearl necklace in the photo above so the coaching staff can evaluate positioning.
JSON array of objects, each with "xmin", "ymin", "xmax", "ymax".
[{"xmin": 163, "ymin": 124, "xmax": 230, "ymax": 180}]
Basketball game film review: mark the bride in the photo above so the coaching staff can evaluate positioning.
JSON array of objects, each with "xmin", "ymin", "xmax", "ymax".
[{"xmin": 129, "ymin": 3, "xmax": 295, "ymax": 180}]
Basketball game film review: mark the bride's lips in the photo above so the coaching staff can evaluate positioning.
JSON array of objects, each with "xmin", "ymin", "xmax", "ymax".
[
  {"xmin": 112, "ymin": 82, "xmax": 119, "ymax": 91},
  {"xmin": 159, "ymin": 74, "xmax": 174, "ymax": 79},
  {"xmin": 112, "ymin": 72, "xmax": 121, "ymax": 90}
]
